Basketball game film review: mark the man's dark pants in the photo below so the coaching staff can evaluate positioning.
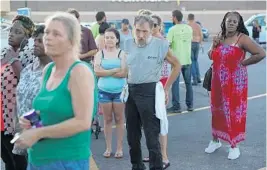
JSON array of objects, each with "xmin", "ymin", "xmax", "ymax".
[{"xmin": 125, "ymin": 82, "xmax": 163, "ymax": 170}]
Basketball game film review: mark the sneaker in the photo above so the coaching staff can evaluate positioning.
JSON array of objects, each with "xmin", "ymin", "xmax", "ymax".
[
  {"xmin": 167, "ymin": 107, "xmax": 181, "ymax": 113},
  {"xmin": 205, "ymin": 140, "xmax": 222, "ymax": 153},
  {"xmin": 228, "ymin": 147, "xmax": 240, "ymax": 160},
  {"xmin": 187, "ymin": 107, "xmax": 194, "ymax": 112}
]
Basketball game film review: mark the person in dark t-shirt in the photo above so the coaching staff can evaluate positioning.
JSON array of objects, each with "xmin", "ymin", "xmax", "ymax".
[{"xmin": 67, "ymin": 8, "xmax": 98, "ymax": 63}]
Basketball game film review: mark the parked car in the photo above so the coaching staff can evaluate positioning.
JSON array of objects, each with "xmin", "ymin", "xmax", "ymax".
[
  {"xmin": 162, "ymin": 21, "xmax": 209, "ymax": 40},
  {"xmin": 162, "ymin": 21, "xmax": 173, "ymax": 37},
  {"xmin": 245, "ymin": 13, "xmax": 266, "ymax": 44}
]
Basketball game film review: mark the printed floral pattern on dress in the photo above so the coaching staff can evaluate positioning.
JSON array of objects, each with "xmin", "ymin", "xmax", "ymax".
[
  {"xmin": 161, "ymin": 61, "xmax": 171, "ymax": 78},
  {"xmin": 219, "ymin": 45, "xmax": 234, "ymax": 58},
  {"xmin": 233, "ymin": 64, "xmax": 248, "ymax": 93},
  {"xmin": 211, "ymin": 43, "xmax": 247, "ymax": 147},
  {"xmin": 235, "ymin": 100, "xmax": 247, "ymax": 123},
  {"xmin": 219, "ymin": 64, "xmax": 229, "ymax": 86}
]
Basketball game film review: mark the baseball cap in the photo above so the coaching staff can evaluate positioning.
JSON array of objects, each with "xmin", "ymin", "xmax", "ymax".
[{"xmin": 121, "ymin": 19, "xmax": 129, "ymax": 24}]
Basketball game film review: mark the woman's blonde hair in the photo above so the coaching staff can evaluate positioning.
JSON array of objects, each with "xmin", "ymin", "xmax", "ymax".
[{"xmin": 45, "ymin": 12, "xmax": 81, "ymax": 55}]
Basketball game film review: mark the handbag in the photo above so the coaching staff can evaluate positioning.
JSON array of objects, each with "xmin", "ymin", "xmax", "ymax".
[{"xmin": 203, "ymin": 64, "xmax": 213, "ymax": 91}]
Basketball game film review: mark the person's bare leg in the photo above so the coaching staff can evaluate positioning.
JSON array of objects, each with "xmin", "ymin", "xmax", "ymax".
[
  {"xmin": 113, "ymin": 102, "xmax": 125, "ymax": 158},
  {"xmin": 160, "ymin": 135, "xmax": 169, "ymax": 163},
  {"xmin": 101, "ymin": 103, "xmax": 113, "ymax": 157}
]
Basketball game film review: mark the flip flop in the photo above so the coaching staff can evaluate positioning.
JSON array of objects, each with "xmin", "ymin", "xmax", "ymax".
[
  {"xmin": 103, "ymin": 151, "xmax": 112, "ymax": 158},
  {"xmin": 143, "ymin": 157, "xmax": 149, "ymax": 162},
  {"xmin": 114, "ymin": 151, "xmax": 123, "ymax": 159},
  {"xmin": 163, "ymin": 162, "xmax": 170, "ymax": 169}
]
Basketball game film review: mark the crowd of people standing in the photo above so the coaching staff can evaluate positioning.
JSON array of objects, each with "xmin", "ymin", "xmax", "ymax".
[{"xmin": 1, "ymin": 7, "xmax": 265, "ymax": 170}]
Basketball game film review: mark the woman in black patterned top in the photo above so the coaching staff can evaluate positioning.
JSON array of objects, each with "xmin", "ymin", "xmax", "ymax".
[{"xmin": 1, "ymin": 15, "xmax": 35, "ymax": 170}]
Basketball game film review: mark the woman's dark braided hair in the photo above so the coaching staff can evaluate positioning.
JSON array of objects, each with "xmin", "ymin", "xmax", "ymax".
[{"xmin": 220, "ymin": 11, "xmax": 249, "ymax": 39}]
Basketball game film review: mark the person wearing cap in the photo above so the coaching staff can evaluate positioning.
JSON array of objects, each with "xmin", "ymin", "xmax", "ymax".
[{"xmin": 118, "ymin": 19, "xmax": 132, "ymax": 50}]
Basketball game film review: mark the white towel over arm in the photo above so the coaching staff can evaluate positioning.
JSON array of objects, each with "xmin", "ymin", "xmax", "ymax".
[{"xmin": 155, "ymin": 82, "xmax": 169, "ymax": 136}]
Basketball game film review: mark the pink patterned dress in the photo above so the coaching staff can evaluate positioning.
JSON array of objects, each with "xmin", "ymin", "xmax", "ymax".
[{"xmin": 211, "ymin": 42, "xmax": 248, "ymax": 147}]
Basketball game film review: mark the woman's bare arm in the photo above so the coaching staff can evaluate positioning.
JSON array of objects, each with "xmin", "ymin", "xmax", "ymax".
[
  {"xmin": 164, "ymin": 49, "xmax": 181, "ymax": 91},
  {"xmin": 240, "ymin": 35, "xmax": 266, "ymax": 66},
  {"xmin": 113, "ymin": 51, "xmax": 127, "ymax": 78},
  {"xmin": 94, "ymin": 51, "xmax": 119, "ymax": 77}
]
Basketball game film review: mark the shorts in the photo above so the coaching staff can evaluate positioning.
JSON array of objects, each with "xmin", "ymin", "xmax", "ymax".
[
  {"xmin": 99, "ymin": 90, "xmax": 122, "ymax": 103},
  {"xmin": 27, "ymin": 159, "xmax": 89, "ymax": 170}
]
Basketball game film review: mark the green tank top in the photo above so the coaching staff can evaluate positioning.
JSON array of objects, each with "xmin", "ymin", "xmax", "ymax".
[{"xmin": 28, "ymin": 61, "xmax": 98, "ymax": 166}]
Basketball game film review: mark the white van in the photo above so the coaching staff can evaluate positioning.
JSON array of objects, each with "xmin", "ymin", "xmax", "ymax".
[{"xmin": 245, "ymin": 13, "xmax": 266, "ymax": 44}]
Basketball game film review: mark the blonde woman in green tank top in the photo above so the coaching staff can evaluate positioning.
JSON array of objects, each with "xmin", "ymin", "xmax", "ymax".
[{"xmin": 15, "ymin": 12, "xmax": 98, "ymax": 170}]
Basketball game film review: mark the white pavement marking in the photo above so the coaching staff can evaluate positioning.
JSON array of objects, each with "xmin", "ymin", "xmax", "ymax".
[
  {"xmin": 168, "ymin": 93, "xmax": 267, "ymax": 117},
  {"xmin": 180, "ymin": 78, "xmax": 204, "ymax": 84},
  {"xmin": 112, "ymin": 93, "xmax": 266, "ymax": 128}
]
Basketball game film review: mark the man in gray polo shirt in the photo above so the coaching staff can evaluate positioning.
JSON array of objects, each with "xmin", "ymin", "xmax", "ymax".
[{"xmin": 124, "ymin": 15, "xmax": 180, "ymax": 170}]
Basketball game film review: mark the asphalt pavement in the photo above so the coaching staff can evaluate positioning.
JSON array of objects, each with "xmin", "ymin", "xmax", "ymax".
[
  {"xmin": 90, "ymin": 40, "xmax": 266, "ymax": 170},
  {"xmin": 0, "ymin": 37, "xmax": 266, "ymax": 170}
]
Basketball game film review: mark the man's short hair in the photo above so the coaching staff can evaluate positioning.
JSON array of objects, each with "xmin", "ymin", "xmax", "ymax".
[
  {"xmin": 96, "ymin": 11, "xmax": 106, "ymax": 22},
  {"xmin": 67, "ymin": 8, "xmax": 80, "ymax": 19},
  {"xmin": 134, "ymin": 15, "xmax": 154, "ymax": 29},
  {"xmin": 188, "ymin": 13, "xmax": 194, "ymax": 20},
  {"xmin": 99, "ymin": 22, "xmax": 110, "ymax": 34},
  {"xmin": 172, "ymin": 10, "xmax": 183, "ymax": 22},
  {"xmin": 121, "ymin": 18, "xmax": 130, "ymax": 25}
]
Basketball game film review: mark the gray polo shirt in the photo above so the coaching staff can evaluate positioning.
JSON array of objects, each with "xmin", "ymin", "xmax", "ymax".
[{"xmin": 124, "ymin": 37, "xmax": 169, "ymax": 84}]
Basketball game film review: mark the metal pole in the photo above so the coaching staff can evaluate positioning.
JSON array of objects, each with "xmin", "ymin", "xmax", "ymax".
[{"xmin": 25, "ymin": 0, "xmax": 28, "ymax": 7}]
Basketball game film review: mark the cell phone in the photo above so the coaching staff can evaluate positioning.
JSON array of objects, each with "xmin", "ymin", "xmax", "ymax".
[{"xmin": 10, "ymin": 133, "xmax": 20, "ymax": 144}]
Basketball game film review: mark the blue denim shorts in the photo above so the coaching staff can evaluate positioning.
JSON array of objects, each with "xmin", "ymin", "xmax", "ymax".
[
  {"xmin": 99, "ymin": 90, "xmax": 122, "ymax": 103},
  {"xmin": 27, "ymin": 159, "xmax": 89, "ymax": 170}
]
